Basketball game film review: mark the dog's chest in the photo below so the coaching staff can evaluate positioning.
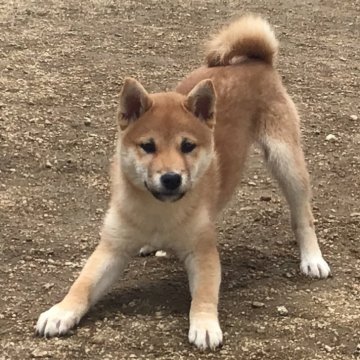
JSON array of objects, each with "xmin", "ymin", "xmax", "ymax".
[{"xmin": 129, "ymin": 203, "xmax": 201, "ymax": 250}]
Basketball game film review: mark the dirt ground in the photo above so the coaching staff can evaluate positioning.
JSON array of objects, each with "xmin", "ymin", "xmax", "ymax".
[{"xmin": 0, "ymin": 0, "xmax": 359, "ymax": 359}]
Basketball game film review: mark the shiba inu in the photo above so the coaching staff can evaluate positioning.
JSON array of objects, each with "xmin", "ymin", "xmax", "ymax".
[{"xmin": 36, "ymin": 15, "xmax": 330, "ymax": 350}]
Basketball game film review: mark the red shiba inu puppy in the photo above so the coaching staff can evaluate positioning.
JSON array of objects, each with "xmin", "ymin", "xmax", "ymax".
[{"xmin": 36, "ymin": 15, "xmax": 330, "ymax": 350}]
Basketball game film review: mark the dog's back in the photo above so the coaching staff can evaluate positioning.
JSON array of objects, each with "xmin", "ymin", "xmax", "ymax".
[{"xmin": 176, "ymin": 15, "xmax": 294, "ymax": 209}]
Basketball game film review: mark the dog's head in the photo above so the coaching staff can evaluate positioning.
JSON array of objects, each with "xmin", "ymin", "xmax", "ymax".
[{"xmin": 117, "ymin": 78, "xmax": 216, "ymax": 202}]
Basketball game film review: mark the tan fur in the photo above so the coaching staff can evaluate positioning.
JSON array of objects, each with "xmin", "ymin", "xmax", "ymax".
[
  {"xmin": 206, "ymin": 14, "xmax": 278, "ymax": 66},
  {"xmin": 36, "ymin": 15, "xmax": 330, "ymax": 350}
]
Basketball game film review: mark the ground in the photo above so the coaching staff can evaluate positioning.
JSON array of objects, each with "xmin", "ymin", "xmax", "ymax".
[{"xmin": 0, "ymin": 0, "xmax": 359, "ymax": 359}]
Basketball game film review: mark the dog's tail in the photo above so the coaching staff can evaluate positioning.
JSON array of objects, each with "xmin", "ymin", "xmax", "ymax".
[{"xmin": 206, "ymin": 15, "xmax": 279, "ymax": 67}]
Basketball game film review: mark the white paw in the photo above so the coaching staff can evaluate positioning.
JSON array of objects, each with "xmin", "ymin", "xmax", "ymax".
[
  {"xmin": 300, "ymin": 255, "xmax": 331, "ymax": 278},
  {"xmin": 36, "ymin": 303, "xmax": 83, "ymax": 337},
  {"xmin": 189, "ymin": 315, "xmax": 223, "ymax": 350}
]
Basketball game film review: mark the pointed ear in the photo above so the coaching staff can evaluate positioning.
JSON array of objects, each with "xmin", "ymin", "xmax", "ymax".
[
  {"xmin": 118, "ymin": 78, "xmax": 153, "ymax": 130},
  {"xmin": 184, "ymin": 79, "xmax": 216, "ymax": 129}
]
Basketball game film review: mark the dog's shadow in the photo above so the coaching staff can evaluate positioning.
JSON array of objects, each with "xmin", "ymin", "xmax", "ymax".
[{"xmin": 82, "ymin": 244, "xmax": 300, "ymax": 324}]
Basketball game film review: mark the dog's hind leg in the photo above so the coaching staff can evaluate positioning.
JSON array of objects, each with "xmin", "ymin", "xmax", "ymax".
[{"xmin": 258, "ymin": 101, "xmax": 330, "ymax": 278}]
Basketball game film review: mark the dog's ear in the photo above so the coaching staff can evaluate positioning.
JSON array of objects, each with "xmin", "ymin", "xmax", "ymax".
[
  {"xmin": 118, "ymin": 78, "xmax": 153, "ymax": 130},
  {"xmin": 184, "ymin": 79, "xmax": 216, "ymax": 129}
]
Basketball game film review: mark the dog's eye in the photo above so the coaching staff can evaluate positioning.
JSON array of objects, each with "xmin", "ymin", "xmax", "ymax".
[
  {"xmin": 181, "ymin": 140, "xmax": 197, "ymax": 154},
  {"xmin": 139, "ymin": 141, "xmax": 156, "ymax": 154}
]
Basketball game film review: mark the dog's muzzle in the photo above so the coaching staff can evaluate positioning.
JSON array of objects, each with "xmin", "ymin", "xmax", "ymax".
[{"xmin": 145, "ymin": 172, "xmax": 186, "ymax": 202}]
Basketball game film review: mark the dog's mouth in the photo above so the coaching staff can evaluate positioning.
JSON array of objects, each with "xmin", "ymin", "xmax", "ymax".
[{"xmin": 144, "ymin": 182, "xmax": 185, "ymax": 202}]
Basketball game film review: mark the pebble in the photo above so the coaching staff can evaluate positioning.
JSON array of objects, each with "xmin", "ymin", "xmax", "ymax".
[
  {"xmin": 325, "ymin": 134, "xmax": 337, "ymax": 141},
  {"xmin": 155, "ymin": 250, "xmax": 167, "ymax": 257},
  {"xmin": 84, "ymin": 117, "xmax": 91, "ymax": 126},
  {"xmin": 256, "ymin": 326, "xmax": 266, "ymax": 334},
  {"xmin": 350, "ymin": 114, "xmax": 358, "ymax": 121},
  {"xmin": 260, "ymin": 195, "xmax": 272, "ymax": 202},
  {"xmin": 251, "ymin": 301, "xmax": 265, "ymax": 308},
  {"xmin": 43, "ymin": 282, "xmax": 54, "ymax": 290},
  {"xmin": 31, "ymin": 349, "xmax": 49, "ymax": 358},
  {"xmin": 91, "ymin": 334, "xmax": 107, "ymax": 344},
  {"xmin": 45, "ymin": 160, "xmax": 52, "ymax": 168},
  {"xmin": 277, "ymin": 305, "xmax": 289, "ymax": 316},
  {"xmin": 324, "ymin": 345, "xmax": 332, "ymax": 352}
]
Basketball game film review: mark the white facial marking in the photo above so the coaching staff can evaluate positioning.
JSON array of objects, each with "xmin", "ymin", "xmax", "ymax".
[
  {"xmin": 190, "ymin": 147, "xmax": 214, "ymax": 185},
  {"xmin": 120, "ymin": 146, "xmax": 148, "ymax": 188}
]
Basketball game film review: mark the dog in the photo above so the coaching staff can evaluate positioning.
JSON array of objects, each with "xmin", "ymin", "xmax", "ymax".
[{"xmin": 36, "ymin": 15, "xmax": 330, "ymax": 350}]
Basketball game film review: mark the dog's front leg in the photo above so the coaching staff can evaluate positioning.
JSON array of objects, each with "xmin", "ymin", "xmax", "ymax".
[
  {"xmin": 183, "ymin": 227, "xmax": 222, "ymax": 350},
  {"xmin": 36, "ymin": 211, "xmax": 132, "ymax": 337}
]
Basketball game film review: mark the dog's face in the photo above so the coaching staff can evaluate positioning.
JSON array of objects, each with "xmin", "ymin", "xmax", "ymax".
[{"xmin": 118, "ymin": 78, "xmax": 216, "ymax": 202}]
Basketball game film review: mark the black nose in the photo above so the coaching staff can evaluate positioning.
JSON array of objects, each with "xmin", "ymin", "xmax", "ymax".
[{"xmin": 160, "ymin": 172, "xmax": 182, "ymax": 191}]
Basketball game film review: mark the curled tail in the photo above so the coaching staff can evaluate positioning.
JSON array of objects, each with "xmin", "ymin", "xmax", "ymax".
[{"xmin": 206, "ymin": 15, "xmax": 279, "ymax": 67}]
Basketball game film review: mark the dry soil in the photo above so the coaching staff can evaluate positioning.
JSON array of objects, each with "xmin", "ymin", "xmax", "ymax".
[{"xmin": 0, "ymin": 1, "xmax": 359, "ymax": 359}]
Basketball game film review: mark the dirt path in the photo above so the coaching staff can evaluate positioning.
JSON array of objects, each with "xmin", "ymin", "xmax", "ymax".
[{"xmin": 0, "ymin": 1, "xmax": 359, "ymax": 359}]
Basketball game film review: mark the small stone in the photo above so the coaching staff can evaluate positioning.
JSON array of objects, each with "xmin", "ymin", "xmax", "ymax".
[
  {"xmin": 350, "ymin": 115, "xmax": 358, "ymax": 121},
  {"xmin": 252, "ymin": 301, "xmax": 265, "ymax": 308},
  {"xmin": 256, "ymin": 326, "xmax": 266, "ymax": 334},
  {"xmin": 84, "ymin": 117, "xmax": 91, "ymax": 126},
  {"xmin": 31, "ymin": 349, "xmax": 48, "ymax": 358},
  {"xmin": 91, "ymin": 334, "xmax": 106, "ymax": 344},
  {"xmin": 43, "ymin": 283, "xmax": 54, "ymax": 290},
  {"xmin": 350, "ymin": 212, "xmax": 360, "ymax": 217},
  {"xmin": 277, "ymin": 305, "xmax": 289, "ymax": 316},
  {"xmin": 248, "ymin": 181, "xmax": 256, "ymax": 186},
  {"xmin": 155, "ymin": 250, "xmax": 167, "ymax": 257},
  {"xmin": 324, "ymin": 345, "xmax": 332, "ymax": 352},
  {"xmin": 45, "ymin": 160, "xmax": 52, "ymax": 168},
  {"xmin": 260, "ymin": 195, "xmax": 272, "ymax": 202},
  {"xmin": 325, "ymin": 134, "xmax": 337, "ymax": 141}
]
